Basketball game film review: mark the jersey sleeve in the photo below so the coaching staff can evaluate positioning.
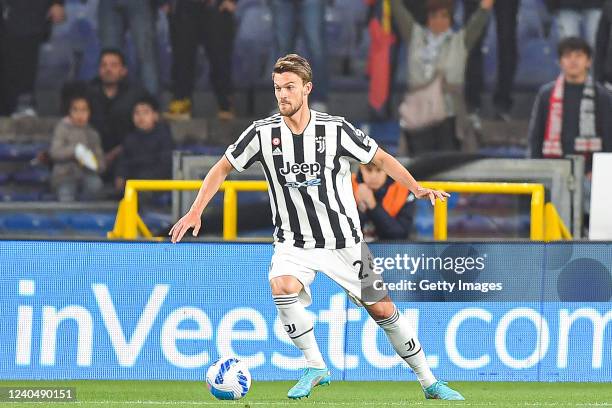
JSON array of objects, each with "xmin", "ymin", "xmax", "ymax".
[
  {"xmin": 224, "ymin": 124, "xmax": 261, "ymax": 172},
  {"xmin": 339, "ymin": 120, "xmax": 379, "ymax": 164}
]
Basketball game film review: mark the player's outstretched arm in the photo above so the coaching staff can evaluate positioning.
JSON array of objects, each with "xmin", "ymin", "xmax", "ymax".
[
  {"xmin": 169, "ymin": 156, "xmax": 234, "ymax": 243},
  {"xmin": 371, "ymin": 148, "xmax": 450, "ymax": 206}
]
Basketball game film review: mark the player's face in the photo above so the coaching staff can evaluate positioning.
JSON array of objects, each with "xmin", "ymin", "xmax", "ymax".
[
  {"xmin": 560, "ymin": 51, "xmax": 592, "ymax": 80},
  {"xmin": 427, "ymin": 9, "xmax": 451, "ymax": 34},
  {"xmin": 133, "ymin": 103, "xmax": 159, "ymax": 132},
  {"xmin": 99, "ymin": 54, "xmax": 127, "ymax": 86},
  {"xmin": 361, "ymin": 164, "xmax": 387, "ymax": 190},
  {"xmin": 273, "ymin": 72, "xmax": 312, "ymax": 117},
  {"xmin": 69, "ymin": 98, "xmax": 90, "ymax": 127}
]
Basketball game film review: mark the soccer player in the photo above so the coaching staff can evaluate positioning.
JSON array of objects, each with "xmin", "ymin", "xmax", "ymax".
[{"xmin": 170, "ymin": 54, "xmax": 463, "ymax": 400}]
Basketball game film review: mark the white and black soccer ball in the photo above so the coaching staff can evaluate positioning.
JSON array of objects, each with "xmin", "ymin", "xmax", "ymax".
[{"xmin": 205, "ymin": 357, "xmax": 251, "ymax": 400}]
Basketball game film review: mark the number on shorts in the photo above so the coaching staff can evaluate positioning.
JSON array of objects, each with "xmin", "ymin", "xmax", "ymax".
[{"xmin": 353, "ymin": 260, "xmax": 369, "ymax": 280}]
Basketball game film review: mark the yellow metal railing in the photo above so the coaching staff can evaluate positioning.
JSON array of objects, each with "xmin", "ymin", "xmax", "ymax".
[
  {"xmin": 108, "ymin": 180, "xmax": 268, "ymax": 240},
  {"xmin": 420, "ymin": 182, "xmax": 547, "ymax": 241},
  {"xmin": 108, "ymin": 180, "xmax": 571, "ymax": 241}
]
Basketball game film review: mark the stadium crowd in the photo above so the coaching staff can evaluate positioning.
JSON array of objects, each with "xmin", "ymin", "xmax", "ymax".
[{"xmin": 0, "ymin": 0, "xmax": 611, "ymax": 239}]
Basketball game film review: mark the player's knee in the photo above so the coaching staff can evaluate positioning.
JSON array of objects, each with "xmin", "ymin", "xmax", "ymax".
[
  {"xmin": 270, "ymin": 275, "xmax": 303, "ymax": 296},
  {"xmin": 366, "ymin": 299, "xmax": 396, "ymax": 321}
]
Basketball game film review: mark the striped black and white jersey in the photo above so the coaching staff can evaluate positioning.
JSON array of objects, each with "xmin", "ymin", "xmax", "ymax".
[{"xmin": 224, "ymin": 110, "xmax": 379, "ymax": 249}]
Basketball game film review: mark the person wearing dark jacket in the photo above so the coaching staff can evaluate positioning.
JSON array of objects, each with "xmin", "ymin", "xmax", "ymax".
[
  {"xmin": 595, "ymin": 0, "xmax": 612, "ymax": 87},
  {"xmin": 527, "ymin": 37, "xmax": 612, "ymax": 172},
  {"xmin": 352, "ymin": 162, "xmax": 415, "ymax": 241},
  {"xmin": 114, "ymin": 96, "xmax": 174, "ymax": 193},
  {"xmin": 546, "ymin": 0, "xmax": 604, "ymax": 47},
  {"xmin": 0, "ymin": 0, "xmax": 65, "ymax": 117},
  {"xmin": 87, "ymin": 49, "xmax": 149, "ymax": 168}
]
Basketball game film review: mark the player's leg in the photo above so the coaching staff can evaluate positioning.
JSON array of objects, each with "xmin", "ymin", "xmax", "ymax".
[
  {"xmin": 322, "ymin": 243, "xmax": 463, "ymax": 400},
  {"xmin": 270, "ymin": 275, "xmax": 325, "ymax": 370},
  {"xmin": 269, "ymin": 246, "xmax": 330, "ymax": 399},
  {"xmin": 365, "ymin": 295, "xmax": 464, "ymax": 400}
]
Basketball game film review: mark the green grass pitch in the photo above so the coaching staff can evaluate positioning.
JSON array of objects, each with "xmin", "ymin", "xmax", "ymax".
[{"xmin": 1, "ymin": 380, "xmax": 611, "ymax": 407}]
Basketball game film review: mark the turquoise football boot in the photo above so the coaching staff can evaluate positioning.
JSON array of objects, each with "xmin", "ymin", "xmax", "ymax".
[
  {"xmin": 287, "ymin": 367, "xmax": 331, "ymax": 399},
  {"xmin": 423, "ymin": 381, "xmax": 465, "ymax": 400}
]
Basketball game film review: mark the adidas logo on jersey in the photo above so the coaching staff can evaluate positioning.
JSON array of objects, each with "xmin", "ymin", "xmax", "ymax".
[{"xmin": 272, "ymin": 146, "xmax": 283, "ymax": 156}]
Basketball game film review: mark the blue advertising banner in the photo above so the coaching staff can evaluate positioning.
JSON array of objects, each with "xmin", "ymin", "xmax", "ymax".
[{"xmin": 0, "ymin": 241, "xmax": 610, "ymax": 382}]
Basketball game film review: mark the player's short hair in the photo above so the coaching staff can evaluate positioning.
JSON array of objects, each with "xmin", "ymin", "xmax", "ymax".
[
  {"xmin": 426, "ymin": 0, "xmax": 453, "ymax": 15},
  {"xmin": 272, "ymin": 54, "xmax": 312, "ymax": 84},
  {"xmin": 557, "ymin": 36, "xmax": 592, "ymax": 59},
  {"xmin": 99, "ymin": 48, "xmax": 126, "ymax": 66}
]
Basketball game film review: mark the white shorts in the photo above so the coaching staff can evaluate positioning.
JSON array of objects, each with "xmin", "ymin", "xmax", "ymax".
[{"xmin": 268, "ymin": 241, "xmax": 387, "ymax": 307}]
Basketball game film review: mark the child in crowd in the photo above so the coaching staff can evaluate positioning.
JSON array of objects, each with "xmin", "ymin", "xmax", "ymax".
[
  {"xmin": 114, "ymin": 96, "xmax": 174, "ymax": 193},
  {"xmin": 352, "ymin": 161, "xmax": 416, "ymax": 241},
  {"xmin": 49, "ymin": 94, "xmax": 105, "ymax": 201}
]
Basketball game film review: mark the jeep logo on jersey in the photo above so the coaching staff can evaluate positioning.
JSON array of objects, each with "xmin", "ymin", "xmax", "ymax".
[{"xmin": 279, "ymin": 162, "xmax": 321, "ymax": 176}]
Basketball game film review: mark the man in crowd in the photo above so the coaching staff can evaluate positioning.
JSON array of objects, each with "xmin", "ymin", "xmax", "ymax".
[
  {"xmin": 87, "ymin": 49, "xmax": 149, "ymax": 172},
  {"xmin": 528, "ymin": 37, "xmax": 612, "ymax": 168}
]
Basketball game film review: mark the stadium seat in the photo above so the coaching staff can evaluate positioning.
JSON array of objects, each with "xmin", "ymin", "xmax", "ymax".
[
  {"xmin": 11, "ymin": 167, "xmax": 50, "ymax": 185},
  {"xmin": 0, "ymin": 143, "xmax": 47, "ymax": 161},
  {"xmin": 0, "ymin": 190, "xmax": 44, "ymax": 202},
  {"xmin": 55, "ymin": 212, "xmax": 116, "ymax": 232},
  {"xmin": 1, "ymin": 213, "xmax": 64, "ymax": 230}
]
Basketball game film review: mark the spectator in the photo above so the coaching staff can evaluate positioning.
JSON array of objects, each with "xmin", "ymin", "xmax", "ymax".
[
  {"xmin": 115, "ymin": 96, "xmax": 174, "ymax": 193},
  {"xmin": 0, "ymin": 0, "xmax": 65, "ymax": 117},
  {"xmin": 546, "ymin": 0, "xmax": 604, "ymax": 48},
  {"xmin": 163, "ymin": 0, "xmax": 237, "ymax": 121},
  {"xmin": 527, "ymin": 37, "xmax": 612, "ymax": 171},
  {"xmin": 390, "ymin": 0, "xmax": 493, "ymax": 156},
  {"xmin": 97, "ymin": 0, "xmax": 161, "ymax": 95},
  {"xmin": 595, "ymin": 0, "xmax": 612, "ymax": 88},
  {"xmin": 49, "ymin": 94, "xmax": 105, "ymax": 202},
  {"xmin": 87, "ymin": 49, "xmax": 149, "ymax": 169},
  {"xmin": 352, "ymin": 162, "xmax": 415, "ymax": 241},
  {"xmin": 269, "ymin": 0, "xmax": 329, "ymax": 111},
  {"xmin": 464, "ymin": 0, "xmax": 520, "ymax": 122}
]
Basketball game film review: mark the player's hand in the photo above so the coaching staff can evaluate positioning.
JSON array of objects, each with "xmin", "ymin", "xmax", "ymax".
[
  {"xmin": 414, "ymin": 186, "xmax": 450, "ymax": 206},
  {"xmin": 169, "ymin": 210, "xmax": 202, "ymax": 243},
  {"xmin": 356, "ymin": 184, "xmax": 376, "ymax": 210}
]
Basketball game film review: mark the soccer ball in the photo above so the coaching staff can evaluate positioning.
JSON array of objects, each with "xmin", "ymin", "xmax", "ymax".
[{"xmin": 205, "ymin": 357, "xmax": 251, "ymax": 400}]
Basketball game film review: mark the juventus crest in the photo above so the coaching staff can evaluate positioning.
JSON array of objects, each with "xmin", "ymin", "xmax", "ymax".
[{"xmin": 315, "ymin": 135, "xmax": 326, "ymax": 153}]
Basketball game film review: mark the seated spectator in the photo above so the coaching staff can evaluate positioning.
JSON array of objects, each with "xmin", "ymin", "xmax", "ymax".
[
  {"xmin": 114, "ymin": 96, "xmax": 174, "ymax": 193},
  {"xmin": 546, "ymin": 0, "xmax": 603, "ymax": 48},
  {"xmin": 390, "ymin": 0, "xmax": 493, "ymax": 156},
  {"xmin": 49, "ymin": 94, "xmax": 105, "ymax": 202},
  {"xmin": 87, "ymin": 49, "xmax": 149, "ymax": 169},
  {"xmin": 528, "ymin": 37, "xmax": 612, "ymax": 170},
  {"xmin": 595, "ymin": 0, "xmax": 612, "ymax": 88},
  {"xmin": 352, "ymin": 162, "xmax": 415, "ymax": 241},
  {"xmin": 0, "ymin": 0, "xmax": 65, "ymax": 117}
]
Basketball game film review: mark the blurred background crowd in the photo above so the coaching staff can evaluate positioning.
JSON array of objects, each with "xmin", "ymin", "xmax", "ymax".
[{"xmin": 0, "ymin": 0, "xmax": 610, "ymax": 239}]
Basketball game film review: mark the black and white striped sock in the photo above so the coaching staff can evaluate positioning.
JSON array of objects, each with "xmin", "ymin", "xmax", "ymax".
[
  {"xmin": 273, "ymin": 294, "xmax": 326, "ymax": 369},
  {"xmin": 376, "ymin": 306, "xmax": 436, "ymax": 388}
]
